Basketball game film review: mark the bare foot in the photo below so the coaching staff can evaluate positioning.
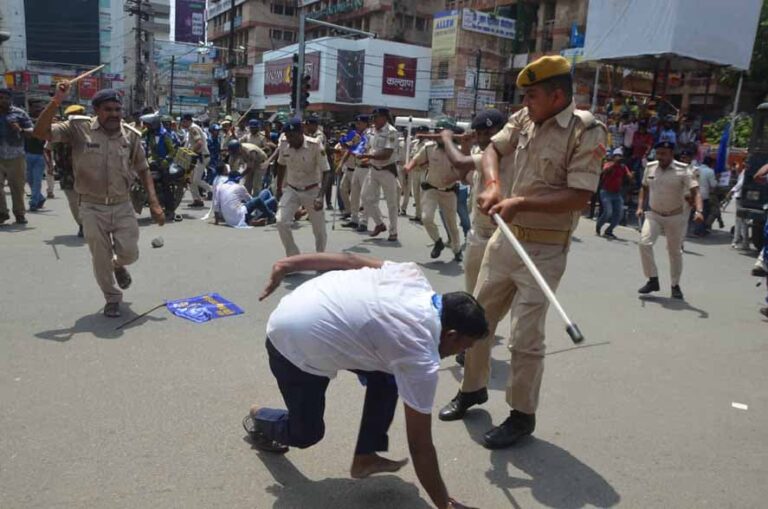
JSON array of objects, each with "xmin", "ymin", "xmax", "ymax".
[
  {"xmin": 249, "ymin": 404, "xmax": 260, "ymax": 418},
  {"xmin": 350, "ymin": 453, "xmax": 409, "ymax": 479}
]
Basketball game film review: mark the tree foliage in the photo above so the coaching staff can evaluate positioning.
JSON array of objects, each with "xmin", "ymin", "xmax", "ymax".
[{"xmin": 704, "ymin": 116, "xmax": 753, "ymax": 148}]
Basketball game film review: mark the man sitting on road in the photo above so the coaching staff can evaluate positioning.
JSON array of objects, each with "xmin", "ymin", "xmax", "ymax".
[
  {"xmin": 214, "ymin": 172, "xmax": 276, "ymax": 228},
  {"xmin": 246, "ymin": 252, "xmax": 487, "ymax": 509}
]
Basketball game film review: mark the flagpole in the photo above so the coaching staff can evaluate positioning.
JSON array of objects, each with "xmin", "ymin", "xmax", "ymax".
[{"xmin": 725, "ymin": 72, "xmax": 744, "ymax": 170}]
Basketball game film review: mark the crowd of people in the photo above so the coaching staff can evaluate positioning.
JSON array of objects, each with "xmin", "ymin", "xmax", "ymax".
[{"xmin": 1, "ymin": 53, "xmax": 767, "ymax": 508}]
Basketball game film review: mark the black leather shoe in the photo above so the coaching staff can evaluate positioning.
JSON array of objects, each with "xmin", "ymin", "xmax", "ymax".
[
  {"xmin": 114, "ymin": 266, "xmax": 132, "ymax": 290},
  {"xmin": 438, "ymin": 388, "xmax": 488, "ymax": 421},
  {"xmin": 103, "ymin": 302, "xmax": 121, "ymax": 318},
  {"xmin": 454, "ymin": 251, "xmax": 463, "ymax": 262},
  {"xmin": 638, "ymin": 277, "xmax": 660, "ymax": 294},
  {"xmin": 77, "ymin": 225, "xmax": 84, "ymax": 238},
  {"xmin": 483, "ymin": 410, "xmax": 535, "ymax": 449},
  {"xmin": 752, "ymin": 266, "xmax": 767, "ymax": 277},
  {"xmin": 430, "ymin": 238, "xmax": 445, "ymax": 259},
  {"xmin": 671, "ymin": 285, "xmax": 684, "ymax": 300}
]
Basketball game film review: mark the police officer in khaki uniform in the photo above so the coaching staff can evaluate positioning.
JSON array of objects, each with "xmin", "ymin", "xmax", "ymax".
[
  {"xmin": 636, "ymin": 141, "xmax": 703, "ymax": 300},
  {"xmin": 47, "ymin": 104, "xmax": 88, "ymax": 236},
  {"xmin": 181, "ymin": 113, "xmax": 211, "ymax": 207},
  {"xmin": 438, "ymin": 56, "xmax": 607, "ymax": 449},
  {"xmin": 240, "ymin": 119, "xmax": 269, "ymax": 150},
  {"xmin": 33, "ymin": 85, "xmax": 164, "ymax": 318},
  {"xmin": 275, "ymin": 118, "xmax": 332, "ymax": 257},
  {"xmin": 230, "ymin": 139, "xmax": 268, "ymax": 195},
  {"xmin": 360, "ymin": 108, "xmax": 400, "ymax": 241},
  {"xmin": 335, "ymin": 122, "xmax": 358, "ymax": 218},
  {"xmin": 439, "ymin": 109, "xmax": 508, "ymax": 292},
  {"xmin": 341, "ymin": 114, "xmax": 371, "ymax": 231},
  {"xmin": 396, "ymin": 134, "xmax": 410, "ymax": 216},
  {"xmin": 405, "ymin": 118, "xmax": 465, "ymax": 262},
  {"xmin": 407, "ymin": 125, "xmax": 430, "ymax": 223}
]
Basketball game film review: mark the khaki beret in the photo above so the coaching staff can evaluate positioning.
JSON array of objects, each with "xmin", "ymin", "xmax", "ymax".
[
  {"xmin": 64, "ymin": 104, "xmax": 86, "ymax": 116},
  {"xmin": 517, "ymin": 56, "xmax": 571, "ymax": 87}
]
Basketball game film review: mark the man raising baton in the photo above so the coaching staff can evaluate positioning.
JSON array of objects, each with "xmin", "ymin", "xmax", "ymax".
[{"xmin": 33, "ymin": 83, "xmax": 164, "ymax": 318}]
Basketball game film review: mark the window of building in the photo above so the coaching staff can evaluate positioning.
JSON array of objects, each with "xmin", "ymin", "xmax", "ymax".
[
  {"xmin": 404, "ymin": 15, "xmax": 414, "ymax": 29},
  {"xmin": 235, "ymin": 76, "xmax": 249, "ymax": 98},
  {"xmin": 283, "ymin": 31, "xmax": 294, "ymax": 41},
  {"xmin": 272, "ymin": 3, "xmax": 284, "ymax": 15},
  {"xmin": 285, "ymin": 5, "xmax": 295, "ymax": 16},
  {"xmin": 437, "ymin": 60, "xmax": 449, "ymax": 79},
  {"xmin": 415, "ymin": 17, "xmax": 427, "ymax": 31},
  {"xmin": 270, "ymin": 29, "xmax": 283, "ymax": 40}
]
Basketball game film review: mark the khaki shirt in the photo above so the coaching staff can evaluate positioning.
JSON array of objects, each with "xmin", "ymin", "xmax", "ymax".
[
  {"xmin": 186, "ymin": 123, "xmax": 209, "ymax": 156},
  {"xmin": 334, "ymin": 141, "xmax": 357, "ymax": 170},
  {"xmin": 471, "ymin": 146, "xmax": 516, "ymax": 235},
  {"xmin": 232, "ymin": 143, "xmax": 267, "ymax": 172},
  {"xmin": 277, "ymin": 136, "xmax": 328, "ymax": 189},
  {"xmin": 307, "ymin": 128, "xmax": 327, "ymax": 148},
  {"xmin": 492, "ymin": 101, "xmax": 607, "ymax": 232},
  {"xmin": 642, "ymin": 160, "xmax": 697, "ymax": 214},
  {"xmin": 412, "ymin": 141, "xmax": 459, "ymax": 189},
  {"xmin": 368, "ymin": 123, "xmax": 399, "ymax": 168},
  {"xmin": 240, "ymin": 132, "xmax": 267, "ymax": 150},
  {"xmin": 50, "ymin": 116, "xmax": 148, "ymax": 199}
]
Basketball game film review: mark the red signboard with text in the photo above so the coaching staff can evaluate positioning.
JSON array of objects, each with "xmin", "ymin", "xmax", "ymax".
[
  {"xmin": 78, "ymin": 76, "xmax": 100, "ymax": 99},
  {"xmin": 264, "ymin": 52, "xmax": 321, "ymax": 96},
  {"xmin": 381, "ymin": 54, "xmax": 417, "ymax": 97}
]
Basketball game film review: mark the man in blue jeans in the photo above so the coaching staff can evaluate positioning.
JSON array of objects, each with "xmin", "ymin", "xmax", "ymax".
[
  {"xmin": 25, "ymin": 133, "xmax": 47, "ymax": 211},
  {"xmin": 596, "ymin": 147, "xmax": 633, "ymax": 239},
  {"xmin": 213, "ymin": 172, "xmax": 276, "ymax": 227},
  {"xmin": 246, "ymin": 253, "xmax": 487, "ymax": 509}
]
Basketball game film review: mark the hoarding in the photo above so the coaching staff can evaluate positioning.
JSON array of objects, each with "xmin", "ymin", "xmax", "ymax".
[
  {"xmin": 461, "ymin": 8, "xmax": 516, "ymax": 40},
  {"xmin": 24, "ymin": 0, "xmax": 100, "ymax": 65},
  {"xmin": 264, "ymin": 53, "xmax": 321, "ymax": 96},
  {"xmin": 336, "ymin": 50, "xmax": 365, "ymax": 104},
  {"xmin": 430, "ymin": 79, "xmax": 455, "ymax": 100},
  {"xmin": 176, "ymin": 0, "xmax": 206, "ymax": 44},
  {"xmin": 382, "ymin": 54, "xmax": 417, "ymax": 98},
  {"xmin": 431, "ymin": 10, "xmax": 459, "ymax": 58}
]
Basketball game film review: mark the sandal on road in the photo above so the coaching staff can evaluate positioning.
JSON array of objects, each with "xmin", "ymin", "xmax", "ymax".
[{"xmin": 242, "ymin": 414, "xmax": 289, "ymax": 454}]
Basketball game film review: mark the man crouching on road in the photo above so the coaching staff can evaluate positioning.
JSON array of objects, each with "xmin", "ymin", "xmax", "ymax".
[{"xmin": 246, "ymin": 252, "xmax": 486, "ymax": 509}]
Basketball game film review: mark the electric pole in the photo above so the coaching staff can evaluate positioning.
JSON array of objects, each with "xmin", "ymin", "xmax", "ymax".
[
  {"xmin": 125, "ymin": 0, "xmax": 153, "ymax": 113},
  {"xmin": 473, "ymin": 49, "xmax": 482, "ymax": 116},
  {"xmin": 226, "ymin": 0, "xmax": 236, "ymax": 114},
  {"xmin": 169, "ymin": 55, "xmax": 176, "ymax": 115}
]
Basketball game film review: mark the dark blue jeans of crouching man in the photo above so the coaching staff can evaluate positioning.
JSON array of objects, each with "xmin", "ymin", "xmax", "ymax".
[{"xmin": 254, "ymin": 338, "xmax": 400, "ymax": 454}]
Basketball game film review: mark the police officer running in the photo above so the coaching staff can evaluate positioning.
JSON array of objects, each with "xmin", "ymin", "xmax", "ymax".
[
  {"xmin": 33, "ymin": 84, "xmax": 164, "ymax": 318},
  {"xmin": 180, "ymin": 113, "xmax": 211, "ymax": 207},
  {"xmin": 228, "ymin": 139, "xmax": 268, "ymax": 195},
  {"xmin": 274, "ymin": 118, "xmax": 331, "ymax": 257},
  {"xmin": 636, "ymin": 141, "xmax": 704, "ymax": 300},
  {"xmin": 405, "ymin": 117, "xmax": 465, "ymax": 262},
  {"xmin": 438, "ymin": 56, "xmax": 607, "ymax": 449}
]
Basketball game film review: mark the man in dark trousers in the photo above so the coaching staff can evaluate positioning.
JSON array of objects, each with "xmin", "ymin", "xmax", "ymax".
[{"xmin": 246, "ymin": 252, "xmax": 486, "ymax": 509}]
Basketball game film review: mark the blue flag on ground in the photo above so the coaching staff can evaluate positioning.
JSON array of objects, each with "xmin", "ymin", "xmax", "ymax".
[
  {"xmin": 166, "ymin": 293, "xmax": 244, "ymax": 323},
  {"xmin": 715, "ymin": 123, "xmax": 730, "ymax": 174}
]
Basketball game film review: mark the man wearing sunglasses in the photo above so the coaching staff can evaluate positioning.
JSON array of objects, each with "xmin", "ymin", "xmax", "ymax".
[{"xmin": 33, "ymin": 84, "xmax": 164, "ymax": 318}]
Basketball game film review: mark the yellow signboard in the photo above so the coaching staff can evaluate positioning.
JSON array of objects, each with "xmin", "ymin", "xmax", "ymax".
[{"xmin": 432, "ymin": 10, "xmax": 459, "ymax": 58}]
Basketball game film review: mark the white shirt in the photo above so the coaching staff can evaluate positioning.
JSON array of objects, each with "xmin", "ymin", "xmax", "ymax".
[
  {"xmin": 732, "ymin": 170, "xmax": 745, "ymax": 199},
  {"xmin": 697, "ymin": 164, "xmax": 717, "ymax": 200},
  {"xmin": 267, "ymin": 262, "xmax": 442, "ymax": 414},
  {"xmin": 214, "ymin": 180, "xmax": 250, "ymax": 228}
]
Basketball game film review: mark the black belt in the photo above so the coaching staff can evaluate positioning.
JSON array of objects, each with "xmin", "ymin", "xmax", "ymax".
[
  {"xmin": 421, "ymin": 182, "xmax": 458, "ymax": 193},
  {"xmin": 288, "ymin": 183, "xmax": 320, "ymax": 192}
]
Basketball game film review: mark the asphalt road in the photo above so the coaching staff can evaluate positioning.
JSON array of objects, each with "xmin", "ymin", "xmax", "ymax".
[{"xmin": 1, "ymin": 192, "xmax": 766, "ymax": 509}]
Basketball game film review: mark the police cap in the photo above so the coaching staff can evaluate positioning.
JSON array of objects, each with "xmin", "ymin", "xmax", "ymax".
[
  {"xmin": 471, "ymin": 109, "xmax": 506, "ymax": 130},
  {"xmin": 91, "ymin": 88, "xmax": 122, "ymax": 108},
  {"xmin": 516, "ymin": 56, "xmax": 571, "ymax": 88},
  {"xmin": 655, "ymin": 140, "xmax": 676, "ymax": 151},
  {"xmin": 282, "ymin": 117, "xmax": 303, "ymax": 133}
]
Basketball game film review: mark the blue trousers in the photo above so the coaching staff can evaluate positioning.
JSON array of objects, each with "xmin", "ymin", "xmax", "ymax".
[
  {"xmin": 255, "ymin": 339, "xmax": 399, "ymax": 454},
  {"xmin": 597, "ymin": 190, "xmax": 624, "ymax": 234},
  {"xmin": 245, "ymin": 189, "xmax": 277, "ymax": 222},
  {"xmin": 26, "ymin": 154, "xmax": 46, "ymax": 209}
]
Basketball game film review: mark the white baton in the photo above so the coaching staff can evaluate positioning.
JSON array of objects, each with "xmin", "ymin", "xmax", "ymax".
[{"xmin": 492, "ymin": 213, "xmax": 584, "ymax": 344}]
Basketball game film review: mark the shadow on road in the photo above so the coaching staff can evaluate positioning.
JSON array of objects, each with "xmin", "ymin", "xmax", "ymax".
[
  {"xmin": 638, "ymin": 295, "xmax": 709, "ymax": 318},
  {"xmin": 283, "ymin": 273, "xmax": 318, "ymax": 291},
  {"xmin": 418, "ymin": 261, "xmax": 463, "ymax": 277},
  {"xmin": 44, "ymin": 234, "xmax": 85, "ymax": 249},
  {"xmin": 253, "ymin": 449, "xmax": 431, "ymax": 509},
  {"xmin": 461, "ymin": 410, "xmax": 621, "ymax": 509},
  {"xmin": 34, "ymin": 302, "xmax": 166, "ymax": 342}
]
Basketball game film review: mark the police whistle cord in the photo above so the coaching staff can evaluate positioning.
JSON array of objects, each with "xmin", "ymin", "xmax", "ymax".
[
  {"xmin": 492, "ymin": 213, "xmax": 584, "ymax": 344},
  {"xmin": 115, "ymin": 302, "xmax": 166, "ymax": 331}
]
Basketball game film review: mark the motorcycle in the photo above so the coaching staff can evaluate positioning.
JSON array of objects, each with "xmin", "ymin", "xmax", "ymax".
[{"xmin": 130, "ymin": 160, "xmax": 188, "ymax": 219}]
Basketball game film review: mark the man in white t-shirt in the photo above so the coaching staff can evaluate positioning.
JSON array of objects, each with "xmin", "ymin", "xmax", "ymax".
[{"xmin": 245, "ymin": 252, "xmax": 487, "ymax": 509}]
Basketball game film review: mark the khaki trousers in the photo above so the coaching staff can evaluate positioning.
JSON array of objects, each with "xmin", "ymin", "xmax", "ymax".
[
  {"xmin": 398, "ymin": 164, "xmax": 410, "ymax": 211},
  {"xmin": 0, "ymin": 156, "xmax": 27, "ymax": 217},
  {"xmin": 464, "ymin": 227, "xmax": 494, "ymax": 293},
  {"xmin": 63, "ymin": 189, "xmax": 81, "ymax": 225},
  {"xmin": 349, "ymin": 167, "xmax": 369, "ymax": 224},
  {"xmin": 80, "ymin": 200, "xmax": 139, "ymax": 304},
  {"xmin": 189, "ymin": 161, "xmax": 212, "ymax": 201},
  {"xmin": 422, "ymin": 188, "xmax": 460, "ymax": 254},
  {"xmin": 639, "ymin": 211, "xmax": 684, "ymax": 286},
  {"xmin": 462, "ymin": 229, "xmax": 568, "ymax": 414},
  {"xmin": 339, "ymin": 170, "xmax": 353, "ymax": 214},
  {"xmin": 276, "ymin": 187, "xmax": 327, "ymax": 257},
  {"xmin": 45, "ymin": 162, "xmax": 55, "ymax": 195},
  {"xmin": 243, "ymin": 166, "xmax": 266, "ymax": 196},
  {"xmin": 362, "ymin": 168, "xmax": 399, "ymax": 235},
  {"xmin": 410, "ymin": 170, "xmax": 423, "ymax": 217}
]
